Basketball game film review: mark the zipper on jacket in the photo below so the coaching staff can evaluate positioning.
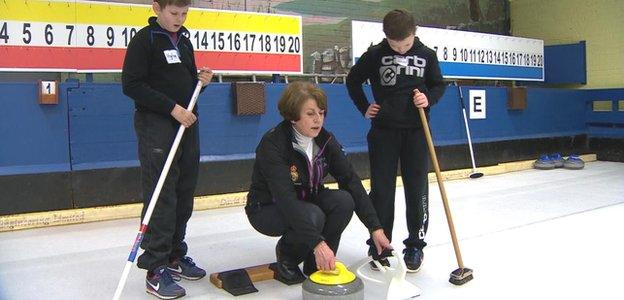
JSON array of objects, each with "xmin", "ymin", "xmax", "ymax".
[
  {"xmin": 292, "ymin": 146, "xmax": 314, "ymax": 194},
  {"xmin": 152, "ymin": 30, "xmax": 183, "ymax": 56},
  {"xmin": 294, "ymin": 136, "xmax": 332, "ymax": 197},
  {"xmin": 311, "ymin": 136, "xmax": 332, "ymax": 194}
]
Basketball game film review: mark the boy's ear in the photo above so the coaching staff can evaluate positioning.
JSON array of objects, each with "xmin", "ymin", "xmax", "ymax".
[{"xmin": 152, "ymin": 1, "xmax": 162, "ymax": 14}]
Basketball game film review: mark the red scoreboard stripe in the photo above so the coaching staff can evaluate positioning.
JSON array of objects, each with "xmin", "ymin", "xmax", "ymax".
[
  {"xmin": 0, "ymin": 46, "xmax": 125, "ymax": 70},
  {"xmin": 0, "ymin": 45, "xmax": 301, "ymax": 72},
  {"xmin": 195, "ymin": 52, "xmax": 301, "ymax": 72}
]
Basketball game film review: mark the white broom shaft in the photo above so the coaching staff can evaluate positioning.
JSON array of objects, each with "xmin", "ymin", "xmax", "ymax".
[
  {"xmin": 113, "ymin": 81, "xmax": 202, "ymax": 300},
  {"xmin": 113, "ymin": 263, "xmax": 133, "ymax": 300},
  {"xmin": 457, "ymin": 84, "xmax": 478, "ymax": 172},
  {"xmin": 142, "ymin": 125, "xmax": 186, "ymax": 223},
  {"xmin": 461, "ymin": 108, "xmax": 478, "ymax": 172},
  {"xmin": 142, "ymin": 81, "xmax": 202, "ymax": 224}
]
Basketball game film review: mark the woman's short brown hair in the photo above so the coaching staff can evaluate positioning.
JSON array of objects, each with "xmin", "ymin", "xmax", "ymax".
[{"xmin": 278, "ymin": 81, "xmax": 327, "ymax": 121}]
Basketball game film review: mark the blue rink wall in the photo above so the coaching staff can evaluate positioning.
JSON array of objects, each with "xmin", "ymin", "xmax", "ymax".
[
  {"xmin": 0, "ymin": 82, "xmax": 623, "ymax": 214},
  {"xmin": 5, "ymin": 82, "xmax": 621, "ymax": 175}
]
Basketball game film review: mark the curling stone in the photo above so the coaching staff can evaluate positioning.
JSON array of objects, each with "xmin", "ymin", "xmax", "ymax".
[{"xmin": 302, "ymin": 261, "xmax": 364, "ymax": 300}]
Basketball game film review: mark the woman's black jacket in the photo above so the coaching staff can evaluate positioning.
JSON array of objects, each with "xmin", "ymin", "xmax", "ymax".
[{"xmin": 246, "ymin": 120, "xmax": 382, "ymax": 248}]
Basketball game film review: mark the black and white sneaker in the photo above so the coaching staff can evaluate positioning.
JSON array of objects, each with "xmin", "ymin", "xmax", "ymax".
[
  {"xmin": 369, "ymin": 258, "xmax": 391, "ymax": 271},
  {"xmin": 368, "ymin": 248, "xmax": 391, "ymax": 271}
]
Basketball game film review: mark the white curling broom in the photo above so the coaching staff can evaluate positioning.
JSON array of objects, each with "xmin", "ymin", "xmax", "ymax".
[{"xmin": 112, "ymin": 81, "xmax": 203, "ymax": 300}]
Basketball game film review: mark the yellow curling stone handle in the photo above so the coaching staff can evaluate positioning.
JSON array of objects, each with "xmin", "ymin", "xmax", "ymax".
[{"xmin": 309, "ymin": 261, "xmax": 356, "ymax": 285}]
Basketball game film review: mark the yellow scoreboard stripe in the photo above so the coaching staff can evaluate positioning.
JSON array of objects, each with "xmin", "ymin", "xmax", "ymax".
[
  {"xmin": 185, "ymin": 10, "xmax": 301, "ymax": 35},
  {"xmin": 75, "ymin": 2, "xmax": 153, "ymax": 27},
  {"xmin": 1, "ymin": 0, "xmax": 300, "ymax": 35},
  {"xmin": 0, "ymin": 0, "xmax": 77, "ymax": 24}
]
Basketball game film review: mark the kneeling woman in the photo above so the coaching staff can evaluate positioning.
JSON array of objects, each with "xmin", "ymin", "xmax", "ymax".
[{"xmin": 245, "ymin": 81, "xmax": 391, "ymax": 284}]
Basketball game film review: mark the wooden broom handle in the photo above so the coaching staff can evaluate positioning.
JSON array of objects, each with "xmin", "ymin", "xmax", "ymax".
[{"xmin": 418, "ymin": 107, "xmax": 465, "ymax": 269}]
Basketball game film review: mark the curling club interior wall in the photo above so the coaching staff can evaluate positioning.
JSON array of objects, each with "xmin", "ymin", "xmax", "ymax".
[{"xmin": 1, "ymin": 82, "xmax": 623, "ymax": 215}]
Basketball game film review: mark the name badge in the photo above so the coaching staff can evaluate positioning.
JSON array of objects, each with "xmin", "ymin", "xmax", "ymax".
[
  {"xmin": 395, "ymin": 56, "xmax": 408, "ymax": 66},
  {"xmin": 163, "ymin": 49, "xmax": 181, "ymax": 64}
]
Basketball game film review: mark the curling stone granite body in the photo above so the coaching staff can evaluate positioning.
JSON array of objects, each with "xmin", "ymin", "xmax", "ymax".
[{"xmin": 302, "ymin": 277, "xmax": 364, "ymax": 300}]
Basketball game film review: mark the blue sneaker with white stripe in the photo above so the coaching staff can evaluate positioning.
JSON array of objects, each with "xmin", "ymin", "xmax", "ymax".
[
  {"xmin": 168, "ymin": 256, "xmax": 206, "ymax": 280},
  {"xmin": 403, "ymin": 247, "xmax": 424, "ymax": 273},
  {"xmin": 549, "ymin": 153, "xmax": 564, "ymax": 168},
  {"xmin": 146, "ymin": 266, "xmax": 186, "ymax": 299}
]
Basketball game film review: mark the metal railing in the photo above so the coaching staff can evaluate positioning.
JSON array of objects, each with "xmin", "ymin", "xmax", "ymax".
[{"xmin": 216, "ymin": 73, "xmax": 348, "ymax": 84}]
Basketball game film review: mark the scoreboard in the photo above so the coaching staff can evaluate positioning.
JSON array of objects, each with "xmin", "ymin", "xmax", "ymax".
[{"xmin": 352, "ymin": 20, "xmax": 544, "ymax": 81}]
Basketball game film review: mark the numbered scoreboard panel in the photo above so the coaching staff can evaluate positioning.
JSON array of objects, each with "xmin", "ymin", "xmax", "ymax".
[
  {"xmin": 0, "ymin": 0, "xmax": 303, "ymax": 73},
  {"xmin": 351, "ymin": 20, "xmax": 544, "ymax": 81},
  {"xmin": 0, "ymin": 22, "xmax": 139, "ymax": 48}
]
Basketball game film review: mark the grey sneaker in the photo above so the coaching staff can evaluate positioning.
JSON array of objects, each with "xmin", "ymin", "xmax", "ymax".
[
  {"xmin": 563, "ymin": 154, "xmax": 585, "ymax": 170},
  {"xmin": 168, "ymin": 256, "xmax": 206, "ymax": 280},
  {"xmin": 534, "ymin": 154, "xmax": 555, "ymax": 170}
]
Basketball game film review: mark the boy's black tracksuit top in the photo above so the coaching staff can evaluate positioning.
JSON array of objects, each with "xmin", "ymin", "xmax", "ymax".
[
  {"xmin": 346, "ymin": 37, "xmax": 446, "ymax": 128},
  {"xmin": 246, "ymin": 121, "xmax": 382, "ymax": 245},
  {"xmin": 122, "ymin": 17, "xmax": 199, "ymax": 115}
]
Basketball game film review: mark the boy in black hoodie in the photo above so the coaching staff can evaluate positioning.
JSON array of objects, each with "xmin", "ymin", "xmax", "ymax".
[
  {"xmin": 122, "ymin": 0, "xmax": 212, "ymax": 298},
  {"xmin": 346, "ymin": 9, "xmax": 446, "ymax": 272}
]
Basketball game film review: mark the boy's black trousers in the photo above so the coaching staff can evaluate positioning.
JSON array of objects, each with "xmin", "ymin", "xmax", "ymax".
[
  {"xmin": 134, "ymin": 111, "xmax": 199, "ymax": 272},
  {"xmin": 366, "ymin": 126, "xmax": 430, "ymax": 251}
]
